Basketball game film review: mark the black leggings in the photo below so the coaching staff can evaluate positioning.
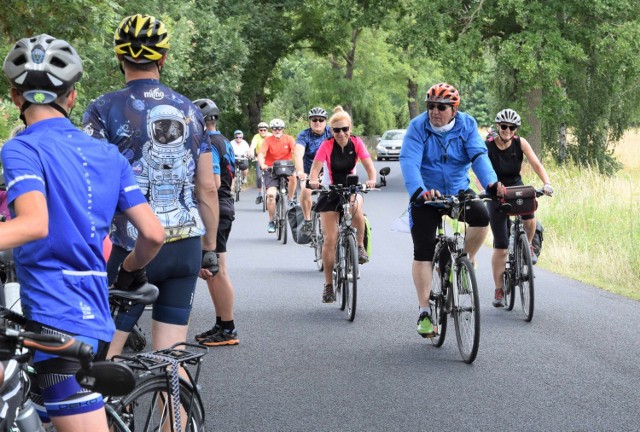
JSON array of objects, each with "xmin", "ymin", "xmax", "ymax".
[
  {"xmin": 487, "ymin": 203, "xmax": 535, "ymax": 249},
  {"xmin": 409, "ymin": 192, "xmax": 490, "ymax": 261}
]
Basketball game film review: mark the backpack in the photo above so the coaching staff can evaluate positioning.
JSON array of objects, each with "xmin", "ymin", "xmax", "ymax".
[{"xmin": 531, "ymin": 220, "xmax": 544, "ymax": 258}]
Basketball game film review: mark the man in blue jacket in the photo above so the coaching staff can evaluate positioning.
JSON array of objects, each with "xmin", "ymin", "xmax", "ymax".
[{"xmin": 400, "ymin": 82, "xmax": 502, "ymax": 338}]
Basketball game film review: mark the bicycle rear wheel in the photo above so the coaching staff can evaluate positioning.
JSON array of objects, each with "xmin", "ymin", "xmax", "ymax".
[
  {"xmin": 313, "ymin": 211, "xmax": 323, "ymax": 271},
  {"xmin": 503, "ymin": 265, "xmax": 515, "ymax": 311},
  {"xmin": 517, "ymin": 233, "xmax": 535, "ymax": 322},
  {"xmin": 344, "ymin": 234, "xmax": 358, "ymax": 321},
  {"xmin": 429, "ymin": 252, "xmax": 448, "ymax": 347},
  {"xmin": 106, "ymin": 375, "xmax": 205, "ymax": 432},
  {"xmin": 453, "ymin": 256, "xmax": 480, "ymax": 364}
]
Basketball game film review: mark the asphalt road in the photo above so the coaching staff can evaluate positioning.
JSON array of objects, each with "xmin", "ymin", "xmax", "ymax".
[{"xmin": 155, "ymin": 161, "xmax": 639, "ymax": 431}]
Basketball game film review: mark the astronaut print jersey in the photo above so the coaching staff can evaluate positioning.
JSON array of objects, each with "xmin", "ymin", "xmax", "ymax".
[{"xmin": 83, "ymin": 79, "xmax": 211, "ymax": 249}]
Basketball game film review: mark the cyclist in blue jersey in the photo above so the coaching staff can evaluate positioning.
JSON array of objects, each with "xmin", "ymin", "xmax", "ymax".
[
  {"xmin": 400, "ymin": 83, "xmax": 503, "ymax": 339},
  {"xmin": 192, "ymin": 99, "xmax": 240, "ymax": 346},
  {"xmin": 1, "ymin": 34, "xmax": 164, "ymax": 432},
  {"xmin": 295, "ymin": 107, "xmax": 333, "ymax": 236},
  {"xmin": 82, "ymin": 14, "xmax": 219, "ymax": 359}
]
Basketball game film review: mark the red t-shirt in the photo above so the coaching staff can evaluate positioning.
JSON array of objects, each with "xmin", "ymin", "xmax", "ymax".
[{"xmin": 260, "ymin": 134, "xmax": 295, "ymax": 166}]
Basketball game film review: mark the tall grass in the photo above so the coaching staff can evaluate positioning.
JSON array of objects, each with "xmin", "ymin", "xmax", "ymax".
[{"xmin": 521, "ymin": 131, "xmax": 640, "ymax": 300}]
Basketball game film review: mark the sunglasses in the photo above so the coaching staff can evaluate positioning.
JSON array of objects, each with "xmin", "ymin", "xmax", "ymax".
[
  {"xmin": 310, "ymin": 118, "xmax": 326, "ymax": 123},
  {"xmin": 499, "ymin": 124, "xmax": 518, "ymax": 131},
  {"xmin": 272, "ymin": 127, "xmax": 284, "ymax": 131},
  {"xmin": 332, "ymin": 126, "xmax": 350, "ymax": 134},
  {"xmin": 258, "ymin": 129, "xmax": 267, "ymax": 132},
  {"xmin": 427, "ymin": 103, "xmax": 451, "ymax": 112}
]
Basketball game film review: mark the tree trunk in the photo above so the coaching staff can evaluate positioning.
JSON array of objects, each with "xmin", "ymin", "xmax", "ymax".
[
  {"xmin": 407, "ymin": 79, "xmax": 419, "ymax": 119},
  {"xmin": 558, "ymin": 123, "xmax": 567, "ymax": 163},
  {"xmin": 342, "ymin": 28, "xmax": 362, "ymax": 115},
  {"xmin": 523, "ymin": 88, "xmax": 542, "ymax": 155},
  {"xmin": 246, "ymin": 91, "xmax": 264, "ymax": 132}
]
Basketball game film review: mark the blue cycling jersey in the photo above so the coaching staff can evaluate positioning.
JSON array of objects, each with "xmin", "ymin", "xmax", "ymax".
[
  {"xmin": 82, "ymin": 79, "xmax": 211, "ymax": 249},
  {"xmin": 208, "ymin": 130, "xmax": 235, "ymax": 217},
  {"xmin": 1, "ymin": 118, "xmax": 146, "ymax": 341},
  {"xmin": 296, "ymin": 126, "xmax": 333, "ymax": 173}
]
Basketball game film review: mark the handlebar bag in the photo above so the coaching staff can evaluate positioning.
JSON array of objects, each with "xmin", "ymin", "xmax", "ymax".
[
  {"xmin": 501, "ymin": 185, "xmax": 537, "ymax": 216},
  {"xmin": 273, "ymin": 160, "xmax": 294, "ymax": 178}
]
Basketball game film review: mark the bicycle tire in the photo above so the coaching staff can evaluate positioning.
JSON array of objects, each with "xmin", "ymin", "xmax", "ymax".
[
  {"xmin": 503, "ymin": 264, "xmax": 515, "ymax": 311},
  {"xmin": 334, "ymin": 241, "xmax": 346, "ymax": 311},
  {"xmin": 429, "ymin": 249, "xmax": 448, "ymax": 347},
  {"xmin": 280, "ymin": 193, "xmax": 288, "ymax": 245},
  {"xmin": 313, "ymin": 212, "xmax": 323, "ymax": 271},
  {"xmin": 344, "ymin": 234, "xmax": 358, "ymax": 321},
  {"xmin": 276, "ymin": 194, "xmax": 283, "ymax": 241},
  {"xmin": 517, "ymin": 233, "xmax": 535, "ymax": 322},
  {"xmin": 453, "ymin": 256, "xmax": 480, "ymax": 364},
  {"xmin": 235, "ymin": 178, "xmax": 241, "ymax": 202},
  {"xmin": 106, "ymin": 374, "xmax": 205, "ymax": 432}
]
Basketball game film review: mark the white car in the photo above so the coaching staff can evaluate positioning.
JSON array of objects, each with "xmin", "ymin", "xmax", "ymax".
[{"xmin": 376, "ymin": 129, "xmax": 406, "ymax": 161}]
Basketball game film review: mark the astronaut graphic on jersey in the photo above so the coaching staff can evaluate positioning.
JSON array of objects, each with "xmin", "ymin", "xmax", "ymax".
[{"xmin": 129, "ymin": 104, "xmax": 203, "ymax": 241}]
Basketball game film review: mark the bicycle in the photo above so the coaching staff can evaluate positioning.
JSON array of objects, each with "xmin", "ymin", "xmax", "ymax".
[
  {"xmin": 234, "ymin": 156, "xmax": 249, "ymax": 202},
  {"xmin": 316, "ymin": 167, "xmax": 389, "ymax": 321},
  {"xmin": 427, "ymin": 192, "xmax": 482, "ymax": 364},
  {"xmin": 493, "ymin": 187, "xmax": 545, "ymax": 322},
  {"xmin": 271, "ymin": 160, "xmax": 295, "ymax": 245},
  {"xmin": 107, "ymin": 284, "xmax": 207, "ymax": 432},
  {"xmin": 308, "ymin": 196, "xmax": 323, "ymax": 272},
  {"xmin": 0, "ymin": 306, "xmax": 136, "ymax": 431}
]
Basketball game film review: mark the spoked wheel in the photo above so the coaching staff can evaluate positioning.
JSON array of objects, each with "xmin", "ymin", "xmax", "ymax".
[
  {"xmin": 429, "ymin": 257, "xmax": 448, "ymax": 347},
  {"xmin": 279, "ymin": 193, "xmax": 288, "ymax": 245},
  {"xmin": 453, "ymin": 256, "xmax": 480, "ymax": 364},
  {"xmin": 334, "ymin": 245, "xmax": 345, "ymax": 311},
  {"xmin": 275, "ymin": 195, "xmax": 283, "ymax": 241},
  {"xmin": 106, "ymin": 376, "xmax": 204, "ymax": 432},
  {"xmin": 517, "ymin": 233, "xmax": 535, "ymax": 322},
  {"xmin": 503, "ymin": 265, "xmax": 515, "ymax": 311},
  {"xmin": 235, "ymin": 177, "xmax": 241, "ymax": 202},
  {"xmin": 262, "ymin": 189, "xmax": 266, "ymax": 212},
  {"xmin": 344, "ymin": 235, "xmax": 358, "ymax": 321},
  {"xmin": 313, "ymin": 211, "xmax": 323, "ymax": 271}
]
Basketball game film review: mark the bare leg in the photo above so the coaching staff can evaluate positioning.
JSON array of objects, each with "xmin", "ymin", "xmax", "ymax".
[
  {"xmin": 300, "ymin": 185, "xmax": 312, "ymax": 221},
  {"xmin": 464, "ymin": 225, "xmax": 488, "ymax": 263},
  {"xmin": 266, "ymin": 186, "xmax": 277, "ymax": 220},
  {"xmin": 524, "ymin": 218, "xmax": 536, "ymax": 243},
  {"xmin": 413, "ymin": 260, "xmax": 433, "ymax": 308},
  {"xmin": 491, "ymin": 248, "xmax": 508, "ymax": 289},
  {"xmin": 321, "ymin": 212, "xmax": 339, "ymax": 285},
  {"xmin": 51, "ymin": 409, "xmax": 109, "ymax": 432},
  {"xmin": 207, "ymin": 253, "xmax": 234, "ymax": 321}
]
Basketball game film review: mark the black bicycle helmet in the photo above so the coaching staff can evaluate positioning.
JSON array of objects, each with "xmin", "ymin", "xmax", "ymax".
[
  {"xmin": 114, "ymin": 14, "xmax": 170, "ymax": 63},
  {"xmin": 3, "ymin": 34, "xmax": 83, "ymax": 104},
  {"xmin": 308, "ymin": 107, "xmax": 327, "ymax": 119},
  {"xmin": 193, "ymin": 98, "xmax": 219, "ymax": 121},
  {"xmin": 494, "ymin": 108, "xmax": 521, "ymax": 126}
]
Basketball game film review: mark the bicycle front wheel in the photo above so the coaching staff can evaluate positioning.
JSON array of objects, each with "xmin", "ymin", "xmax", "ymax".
[
  {"xmin": 429, "ymin": 252, "xmax": 448, "ymax": 347},
  {"xmin": 106, "ymin": 375, "xmax": 205, "ymax": 432},
  {"xmin": 313, "ymin": 211, "xmax": 323, "ymax": 271},
  {"xmin": 503, "ymin": 265, "xmax": 515, "ymax": 311},
  {"xmin": 235, "ymin": 177, "xmax": 241, "ymax": 202},
  {"xmin": 517, "ymin": 233, "xmax": 535, "ymax": 322},
  {"xmin": 280, "ymin": 194, "xmax": 288, "ymax": 245},
  {"xmin": 453, "ymin": 256, "xmax": 480, "ymax": 364},
  {"xmin": 344, "ymin": 234, "xmax": 358, "ymax": 321}
]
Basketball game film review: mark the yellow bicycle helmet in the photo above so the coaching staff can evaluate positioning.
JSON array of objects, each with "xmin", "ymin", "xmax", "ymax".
[{"xmin": 114, "ymin": 14, "xmax": 170, "ymax": 63}]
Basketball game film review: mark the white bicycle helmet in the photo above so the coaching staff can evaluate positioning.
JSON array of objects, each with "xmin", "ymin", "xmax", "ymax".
[
  {"xmin": 3, "ymin": 34, "xmax": 83, "ymax": 104},
  {"xmin": 494, "ymin": 109, "xmax": 521, "ymax": 126},
  {"xmin": 269, "ymin": 118, "xmax": 285, "ymax": 129},
  {"xmin": 257, "ymin": 122, "xmax": 269, "ymax": 129},
  {"xmin": 308, "ymin": 107, "xmax": 327, "ymax": 119}
]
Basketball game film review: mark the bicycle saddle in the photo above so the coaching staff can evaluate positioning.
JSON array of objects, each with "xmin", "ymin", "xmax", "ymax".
[{"xmin": 109, "ymin": 283, "xmax": 159, "ymax": 306}]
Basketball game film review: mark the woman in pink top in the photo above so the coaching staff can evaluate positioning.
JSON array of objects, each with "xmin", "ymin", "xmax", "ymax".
[{"xmin": 308, "ymin": 106, "xmax": 376, "ymax": 303}]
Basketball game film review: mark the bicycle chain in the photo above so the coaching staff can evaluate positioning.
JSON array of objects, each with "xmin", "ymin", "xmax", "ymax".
[{"xmin": 138, "ymin": 352, "xmax": 182, "ymax": 432}]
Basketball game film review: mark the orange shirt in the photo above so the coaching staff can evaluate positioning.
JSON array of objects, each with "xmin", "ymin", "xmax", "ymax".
[{"xmin": 260, "ymin": 134, "xmax": 295, "ymax": 166}]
